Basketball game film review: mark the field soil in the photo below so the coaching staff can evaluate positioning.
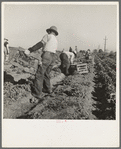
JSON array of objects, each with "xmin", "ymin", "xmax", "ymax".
[{"xmin": 3, "ymin": 50, "xmax": 97, "ymax": 119}]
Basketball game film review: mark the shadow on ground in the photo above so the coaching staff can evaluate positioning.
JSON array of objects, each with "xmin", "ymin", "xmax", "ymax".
[{"xmin": 4, "ymin": 71, "xmax": 28, "ymax": 85}]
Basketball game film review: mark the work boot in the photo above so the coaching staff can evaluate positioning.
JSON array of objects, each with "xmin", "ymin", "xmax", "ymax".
[
  {"xmin": 30, "ymin": 97, "xmax": 39, "ymax": 104},
  {"xmin": 42, "ymin": 88, "xmax": 52, "ymax": 94},
  {"xmin": 30, "ymin": 93, "xmax": 44, "ymax": 103}
]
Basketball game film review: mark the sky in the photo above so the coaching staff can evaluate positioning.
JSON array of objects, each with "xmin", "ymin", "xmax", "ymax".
[{"xmin": 3, "ymin": 2, "xmax": 118, "ymax": 52}]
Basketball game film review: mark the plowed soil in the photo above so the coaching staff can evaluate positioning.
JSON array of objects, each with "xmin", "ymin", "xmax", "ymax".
[{"xmin": 3, "ymin": 50, "xmax": 97, "ymax": 119}]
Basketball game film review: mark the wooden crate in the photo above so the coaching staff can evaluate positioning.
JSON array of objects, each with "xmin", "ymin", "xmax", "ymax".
[{"xmin": 77, "ymin": 63, "xmax": 88, "ymax": 74}]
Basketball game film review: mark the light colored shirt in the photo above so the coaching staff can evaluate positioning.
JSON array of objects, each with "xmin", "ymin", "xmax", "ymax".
[
  {"xmin": 63, "ymin": 51, "xmax": 75, "ymax": 64},
  {"xmin": 41, "ymin": 34, "xmax": 58, "ymax": 53}
]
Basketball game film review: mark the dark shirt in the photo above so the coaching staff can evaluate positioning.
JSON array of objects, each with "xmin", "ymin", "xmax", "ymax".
[{"xmin": 4, "ymin": 41, "xmax": 8, "ymax": 47}]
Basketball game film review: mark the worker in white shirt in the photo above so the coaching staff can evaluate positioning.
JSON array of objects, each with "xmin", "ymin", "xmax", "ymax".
[
  {"xmin": 25, "ymin": 26, "xmax": 58, "ymax": 103},
  {"xmin": 59, "ymin": 50, "xmax": 76, "ymax": 75},
  {"xmin": 4, "ymin": 38, "xmax": 10, "ymax": 62}
]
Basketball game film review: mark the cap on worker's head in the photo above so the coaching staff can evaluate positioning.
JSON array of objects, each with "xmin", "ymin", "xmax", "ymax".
[
  {"xmin": 4, "ymin": 38, "xmax": 8, "ymax": 41},
  {"xmin": 46, "ymin": 26, "xmax": 58, "ymax": 36},
  {"xmin": 69, "ymin": 47, "xmax": 73, "ymax": 52}
]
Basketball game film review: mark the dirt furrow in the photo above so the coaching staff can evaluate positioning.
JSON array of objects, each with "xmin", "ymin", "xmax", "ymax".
[{"xmin": 17, "ymin": 61, "xmax": 97, "ymax": 119}]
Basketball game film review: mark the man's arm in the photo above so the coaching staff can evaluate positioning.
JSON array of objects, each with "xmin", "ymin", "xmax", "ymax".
[
  {"xmin": 28, "ymin": 41, "xmax": 44, "ymax": 53},
  {"xmin": 25, "ymin": 34, "xmax": 47, "ymax": 55}
]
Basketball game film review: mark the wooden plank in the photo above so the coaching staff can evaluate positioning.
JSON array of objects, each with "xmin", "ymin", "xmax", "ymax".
[
  {"xmin": 77, "ymin": 67, "xmax": 87, "ymax": 69},
  {"xmin": 77, "ymin": 63, "xmax": 87, "ymax": 66},
  {"xmin": 77, "ymin": 65, "xmax": 88, "ymax": 70},
  {"xmin": 77, "ymin": 66, "xmax": 87, "ymax": 68},
  {"xmin": 77, "ymin": 67, "xmax": 87, "ymax": 70},
  {"xmin": 79, "ymin": 70, "xmax": 88, "ymax": 74},
  {"xmin": 78, "ymin": 69, "xmax": 87, "ymax": 72}
]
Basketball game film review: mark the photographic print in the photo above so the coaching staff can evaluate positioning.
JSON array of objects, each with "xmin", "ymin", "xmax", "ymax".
[{"xmin": 2, "ymin": 2, "xmax": 119, "ymax": 147}]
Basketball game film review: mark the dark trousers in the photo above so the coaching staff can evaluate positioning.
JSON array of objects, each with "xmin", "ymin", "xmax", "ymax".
[
  {"xmin": 31, "ymin": 51, "xmax": 57, "ymax": 96},
  {"xmin": 60, "ymin": 53, "xmax": 70, "ymax": 75}
]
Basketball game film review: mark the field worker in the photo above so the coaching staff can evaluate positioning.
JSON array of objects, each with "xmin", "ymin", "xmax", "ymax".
[
  {"xmin": 85, "ymin": 49, "xmax": 90, "ymax": 60},
  {"xmin": 69, "ymin": 47, "xmax": 73, "ymax": 52},
  {"xmin": 25, "ymin": 26, "xmax": 58, "ymax": 103},
  {"xmin": 4, "ymin": 38, "xmax": 10, "ymax": 62},
  {"xmin": 87, "ymin": 49, "xmax": 90, "ymax": 54},
  {"xmin": 59, "ymin": 50, "xmax": 77, "ymax": 75}
]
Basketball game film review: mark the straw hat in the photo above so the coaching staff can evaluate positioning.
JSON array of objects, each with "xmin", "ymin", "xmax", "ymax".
[{"xmin": 46, "ymin": 26, "xmax": 58, "ymax": 36}]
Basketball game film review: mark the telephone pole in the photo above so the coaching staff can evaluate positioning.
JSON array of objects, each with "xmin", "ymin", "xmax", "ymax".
[{"xmin": 104, "ymin": 36, "xmax": 108, "ymax": 52}]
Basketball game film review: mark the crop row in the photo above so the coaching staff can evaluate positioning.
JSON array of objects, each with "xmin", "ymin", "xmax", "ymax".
[
  {"xmin": 93, "ymin": 55, "xmax": 116, "ymax": 119},
  {"xmin": 103, "ymin": 59, "xmax": 116, "ymax": 71},
  {"xmin": 95, "ymin": 55, "xmax": 116, "ymax": 87},
  {"xmin": 96, "ymin": 53, "xmax": 116, "ymax": 71}
]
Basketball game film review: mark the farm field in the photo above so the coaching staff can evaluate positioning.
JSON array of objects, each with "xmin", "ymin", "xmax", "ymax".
[{"xmin": 3, "ymin": 48, "xmax": 116, "ymax": 119}]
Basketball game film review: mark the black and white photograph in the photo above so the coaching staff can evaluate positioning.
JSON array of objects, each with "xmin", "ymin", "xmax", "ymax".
[{"xmin": 2, "ymin": 1, "xmax": 119, "ymax": 147}]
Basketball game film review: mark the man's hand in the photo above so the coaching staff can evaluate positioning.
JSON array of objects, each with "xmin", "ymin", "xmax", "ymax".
[{"xmin": 24, "ymin": 49, "xmax": 30, "ymax": 55}]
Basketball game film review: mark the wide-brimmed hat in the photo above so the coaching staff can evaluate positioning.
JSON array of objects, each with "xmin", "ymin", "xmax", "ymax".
[{"xmin": 46, "ymin": 26, "xmax": 58, "ymax": 36}]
